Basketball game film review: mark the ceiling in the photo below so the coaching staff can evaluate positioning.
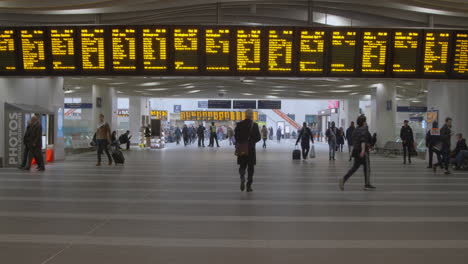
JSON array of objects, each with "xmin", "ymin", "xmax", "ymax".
[
  {"xmin": 0, "ymin": 0, "xmax": 468, "ymax": 28},
  {"xmin": 64, "ymin": 76, "xmax": 428, "ymax": 103}
]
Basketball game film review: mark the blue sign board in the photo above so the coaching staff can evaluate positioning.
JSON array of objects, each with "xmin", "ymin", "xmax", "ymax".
[
  {"xmin": 258, "ymin": 114, "xmax": 267, "ymax": 122},
  {"xmin": 198, "ymin": 101, "xmax": 208, "ymax": 108},
  {"xmin": 233, "ymin": 100, "xmax": 256, "ymax": 109},
  {"xmin": 64, "ymin": 103, "xmax": 93, "ymax": 109},
  {"xmin": 208, "ymin": 100, "xmax": 232, "ymax": 109},
  {"xmin": 397, "ymin": 106, "xmax": 428, "ymax": 112},
  {"xmin": 258, "ymin": 100, "xmax": 281, "ymax": 109},
  {"xmin": 174, "ymin": 105, "xmax": 181, "ymax": 113}
]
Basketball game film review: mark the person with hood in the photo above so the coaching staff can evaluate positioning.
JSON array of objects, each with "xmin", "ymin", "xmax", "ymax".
[
  {"xmin": 296, "ymin": 122, "xmax": 314, "ymax": 159},
  {"xmin": 400, "ymin": 120, "xmax": 415, "ymax": 164},
  {"xmin": 182, "ymin": 125, "xmax": 190, "ymax": 146},
  {"xmin": 346, "ymin": 122, "xmax": 355, "ymax": 161},
  {"xmin": 197, "ymin": 124, "xmax": 205, "ymax": 147},
  {"xmin": 326, "ymin": 122, "xmax": 338, "ymax": 160}
]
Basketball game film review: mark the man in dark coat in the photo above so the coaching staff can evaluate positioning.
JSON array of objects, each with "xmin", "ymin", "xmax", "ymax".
[
  {"xmin": 182, "ymin": 125, "xmax": 189, "ymax": 146},
  {"xmin": 400, "ymin": 120, "xmax": 414, "ymax": 164},
  {"xmin": 19, "ymin": 119, "xmax": 32, "ymax": 170},
  {"xmin": 197, "ymin": 124, "xmax": 205, "ymax": 147},
  {"xmin": 235, "ymin": 109, "xmax": 261, "ymax": 192},
  {"xmin": 26, "ymin": 115, "xmax": 45, "ymax": 171},
  {"xmin": 346, "ymin": 121, "xmax": 355, "ymax": 161},
  {"xmin": 440, "ymin": 117, "xmax": 453, "ymax": 174},
  {"xmin": 295, "ymin": 122, "xmax": 314, "ymax": 160}
]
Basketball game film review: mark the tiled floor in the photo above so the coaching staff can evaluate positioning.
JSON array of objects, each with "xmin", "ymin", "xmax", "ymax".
[{"xmin": 1, "ymin": 140, "xmax": 468, "ymax": 264}]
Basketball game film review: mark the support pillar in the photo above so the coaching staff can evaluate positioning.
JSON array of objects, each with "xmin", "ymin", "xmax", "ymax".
[
  {"xmin": 342, "ymin": 96, "xmax": 360, "ymax": 128},
  {"xmin": 129, "ymin": 96, "xmax": 150, "ymax": 144},
  {"xmin": 370, "ymin": 82, "xmax": 397, "ymax": 148},
  {"xmin": 92, "ymin": 85, "xmax": 117, "ymax": 131}
]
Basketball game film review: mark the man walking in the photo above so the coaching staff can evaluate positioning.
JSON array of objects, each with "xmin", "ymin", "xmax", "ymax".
[
  {"xmin": 346, "ymin": 121, "xmax": 355, "ymax": 161},
  {"xmin": 339, "ymin": 115, "xmax": 376, "ymax": 191},
  {"xmin": 326, "ymin": 121, "xmax": 338, "ymax": 160},
  {"xmin": 25, "ymin": 115, "xmax": 45, "ymax": 171},
  {"xmin": 295, "ymin": 122, "xmax": 314, "ymax": 159},
  {"xmin": 261, "ymin": 125, "xmax": 268, "ymax": 149},
  {"xmin": 197, "ymin": 124, "xmax": 205, "ymax": 147},
  {"xmin": 235, "ymin": 109, "xmax": 261, "ymax": 192},
  {"xmin": 400, "ymin": 120, "xmax": 415, "ymax": 164},
  {"xmin": 18, "ymin": 119, "xmax": 32, "ymax": 170},
  {"xmin": 440, "ymin": 117, "xmax": 453, "ymax": 174}
]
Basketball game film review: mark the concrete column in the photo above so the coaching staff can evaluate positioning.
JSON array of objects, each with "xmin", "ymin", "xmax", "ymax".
[
  {"xmin": 342, "ymin": 96, "xmax": 360, "ymax": 128},
  {"xmin": 427, "ymin": 81, "xmax": 468, "ymax": 146},
  {"xmin": 92, "ymin": 85, "xmax": 117, "ymax": 131},
  {"xmin": 370, "ymin": 82, "xmax": 397, "ymax": 148},
  {"xmin": 129, "ymin": 96, "xmax": 150, "ymax": 144}
]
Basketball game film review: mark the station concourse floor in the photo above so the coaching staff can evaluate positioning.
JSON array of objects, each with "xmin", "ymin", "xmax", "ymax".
[{"xmin": 1, "ymin": 140, "xmax": 468, "ymax": 264}]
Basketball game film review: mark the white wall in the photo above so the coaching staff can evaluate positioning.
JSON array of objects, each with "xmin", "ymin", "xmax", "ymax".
[{"xmin": 0, "ymin": 77, "xmax": 65, "ymax": 165}]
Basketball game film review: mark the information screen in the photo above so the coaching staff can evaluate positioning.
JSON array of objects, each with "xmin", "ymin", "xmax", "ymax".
[
  {"xmin": 362, "ymin": 31, "xmax": 388, "ymax": 74},
  {"xmin": 393, "ymin": 31, "xmax": 419, "ymax": 73},
  {"xmin": 423, "ymin": 32, "xmax": 450, "ymax": 74},
  {"xmin": 330, "ymin": 31, "xmax": 357, "ymax": 73},
  {"xmin": 299, "ymin": 30, "xmax": 325, "ymax": 73},
  {"xmin": 0, "ymin": 29, "xmax": 17, "ymax": 71},
  {"xmin": 205, "ymin": 28, "xmax": 230, "ymax": 71},
  {"xmin": 453, "ymin": 33, "xmax": 468, "ymax": 75},
  {"xmin": 142, "ymin": 28, "xmax": 167, "ymax": 70},
  {"xmin": 20, "ymin": 29, "xmax": 46, "ymax": 70},
  {"xmin": 112, "ymin": 28, "xmax": 136, "ymax": 70},
  {"xmin": 50, "ymin": 28, "xmax": 76, "ymax": 71},
  {"xmin": 237, "ymin": 29, "xmax": 261, "ymax": 71},
  {"xmin": 268, "ymin": 29, "xmax": 293, "ymax": 72},
  {"xmin": 173, "ymin": 28, "xmax": 198, "ymax": 70},
  {"xmin": 81, "ymin": 28, "xmax": 105, "ymax": 70}
]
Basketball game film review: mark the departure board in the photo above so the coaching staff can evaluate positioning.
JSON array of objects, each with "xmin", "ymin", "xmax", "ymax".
[
  {"xmin": 268, "ymin": 29, "xmax": 293, "ymax": 72},
  {"xmin": 174, "ymin": 28, "xmax": 198, "ymax": 70},
  {"xmin": 453, "ymin": 33, "xmax": 468, "ymax": 75},
  {"xmin": 0, "ymin": 29, "xmax": 17, "ymax": 71},
  {"xmin": 299, "ymin": 30, "xmax": 325, "ymax": 73},
  {"xmin": 423, "ymin": 32, "xmax": 450, "ymax": 74},
  {"xmin": 237, "ymin": 29, "xmax": 261, "ymax": 71},
  {"xmin": 362, "ymin": 31, "xmax": 388, "ymax": 73},
  {"xmin": 330, "ymin": 31, "xmax": 356, "ymax": 72},
  {"xmin": 112, "ymin": 28, "xmax": 136, "ymax": 70},
  {"xmin": 81, "ymin": 28, "xmax": 105, "ymax": 70},
  {"xmin": 393, "ymin": 31, "xmax": 419, "ymax": 73},
  {"xmin": 142, "ymin": 28, "xmax": 167, "ymax": 70},
  {"xmin": 205, "ymin": 29, "xmax": 230, "ymax": 71},
  {"xmin": 20, "ymin": 29, "xmax": 46, "ymax": 70},
  {"xmin": 50, "ymin": 29, "xmax": 75, "ymax": 70}
]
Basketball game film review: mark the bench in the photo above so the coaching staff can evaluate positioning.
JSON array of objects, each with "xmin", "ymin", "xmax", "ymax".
[{"xmin": 380, "ymin": 141, "xmax": 402, "ymax": 156}]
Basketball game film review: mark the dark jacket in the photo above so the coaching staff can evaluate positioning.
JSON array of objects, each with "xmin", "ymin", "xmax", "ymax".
[
  {"xmin": 400, "ymin": 125, "xmax": 414, "ymax": 144},
  {"xmin": 326, "ymin": 127, "xmax": 337, "ymax": 144},
  {"xmin": 182, "ymin": 127, "xmax": 189, "ymax": 137},
  {"xmin": 23, "ymin": 123, "xmax": 32, "ymax": 147},
  {"xmin": 352, "ymin": 126, "xmax": 371, "ymax": 158},
  {"xmin": 29, "ymin": 122, "xmax": 42, "ymax": 149},
  {"xmin": 235, "ymin": 119, "xmax": 261, "ymax": 165},
  {"xmin": 337, "ymin": 130, "xmax": 345, "ymax": 145},
  {"xmin": 346, "ymin": 126, "xmax": 355, "ymax": 145},
  {"xmin": 296, "ymin": 127, "xmax": 314, "ymax": 146},
  {"xmin": 453, "ymin": 139, "xmax": 467, "ymax": 157},
  {"xmin": 197, "ymin": 126, "xmax": 205, "ymax": 136},
  {"xmin": 440, "ymin": 124, "xmax": 452, "ymax": 149}
]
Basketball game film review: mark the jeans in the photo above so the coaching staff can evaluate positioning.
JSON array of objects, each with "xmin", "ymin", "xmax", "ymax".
[
  {"xmin": 442, "ymin": 145, "xmax": 451, "ymax": 170},
  {"xmin": 239, "ymin": 159, "xmax": 255, "ymax": 185},
  {"xmin": 343, "ymin": 154, "xmax": 370, "ymax": 185},
  {"xmin": 262, "ymin": 138, "xmax": 267, "ymax": 148},
  {"xmin": 209, "ymin": 133, "xmax": 219, "ymax": 147},
  {"xmin": 348, "ymin": 144, "xmax": 353, "ymax": 159},
  {"xmin": 456, "ymin": 150, "xmax": 468, "ymax": 168},
  {"xmin": 198, "ymin": 135, "xmax": 205, "ymax": 147},
  {"xmin": 97, "ymin": 139, "xmax": 112, "ymax": 163},
  {"xmin": 301, "ymin": 143, "xmax": 310, "ymax": 159},
  {"xmin": 430, "ymin": 146, "xmax": 443, "ymax": 167},
  {"xmin": 403, "ymin": 143, "xmax": 413, "ymax": 163},
  {"xmin": 329, "ymin": 142, "xmax": 336, "ymax": 159}
]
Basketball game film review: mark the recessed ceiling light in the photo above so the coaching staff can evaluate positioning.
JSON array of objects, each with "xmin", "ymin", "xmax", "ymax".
[
  {"xmin": 412, "ymin": 100, "xmax": 421, "ymax": 103},
  {"xmin": 243, "ymin": 80, "xmax": 255, "ymax": 83},
  {"xmin": 74, "ymin": 86, "xmax": 81, "ymax": 90},
  {"xmin": 329, "ymin": 90, "xmax": 351, "ymax": 93},
  {"xmin": 271, "ymin": 89, "xmax": 285, "ymax": 92},
  {"xmin": 216, "ymin": 86, "xmax": 225, "ymax": 88},
  {"xmin": 109, "ymin": 82, "xmax": 126, "ymax": 85},
  {"xmin": 266, "ymin": 95, "xmax": 278, "ymax": 99},
  {"xmin": 139, "ymin": 82, "xmax": 160, "ymax": 86},
  {"xmin": 218, "ymin": 89, "xmax": 227, "ymax": 92},
  {"xmin": 117, "ymin": 91, "xmax": 123, "ymax": 94},
  {"xmin": 134, "ymin": 90, "xmax": 143, "ymax": 93},
  {"xmin": 184, "ymin": 86, "xmax": 195, "ymax": 89},
  {"xmin": 179, "ymin": 83, "xmax": 193, "ymax": 87},
  {"xmin": 274, "ymin": 86, "xmax": 288, "ymax": 88},
  {"xmin": 64, "ymin": 90, "xmax": 74, "ymax": 94},
  {"xmin": 242, "ymin": 93, "xmax": 254, "ymax": 96},
  {"xmin": 339, "ymin": 84, "xmax": 359, "ymax": 88},
  {"xmin": 97, "ymin": 78, "xmax": 113, "ymax": 81},
  {"xmin": 187, "ymin": 90, "xmax": 201, "ymax": 94},
  {"xmin": 349, "ymin": 92, "xmax": 359, "ymax": 95},
  {"xmin": 299, "ymin": 91, "xmax": 317, "ymax": 94},
  {"xmin": 146, "ymin": 88, "xmax": 169, "ymax": 91}
]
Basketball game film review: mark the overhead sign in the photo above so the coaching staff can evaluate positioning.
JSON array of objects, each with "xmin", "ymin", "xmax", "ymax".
[
  {"xmin": 327, "ymin": 100, "xmax": 339, "ymax": 109},
  {"xmin": 208, "ymin": 100, "xmax": 232, "ymax": 109},
  {"xmin": 64, "ymin": 103, "xmax": 92, "ymax": 109},
  {"xmin": 117, "ymin": 109, "xmax": 129, "ymax": 117},
  {"xmin": 427, "ymin": 110, "xmax": 439, "ymax": 123},
  {"xmin": 258, "ymin": 100, "xmax": 281, "ymax": 109},
  {"xmin": 198, "ymin": 101, "xmax": 208, "ymax": 108},
  {"xmin": 233, "ymin": 100, "xmax": 256, "ymax": 109},
  {"xmin": 150, "ymin": 110, "xmax": 168, "ymax": 120},
  {"xmin": 180, "ymin": 111, "xmax": 258, "ymax": 121},
  {"xmin": 396, "ymin": 106, "xmax": 428, "ymax": 112},
  {"xmin": 173, "ymin": 105, "xmax": 181, "ymax": 113}
]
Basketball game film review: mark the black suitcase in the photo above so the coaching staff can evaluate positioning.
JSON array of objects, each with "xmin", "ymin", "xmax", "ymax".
[
  {"xmin": 292, "ymin": 149, "xmax": 301, "ymax": 160},
  {"xmin": 112, "ymin": 148, "xmax": 125, "ymax": 165}
]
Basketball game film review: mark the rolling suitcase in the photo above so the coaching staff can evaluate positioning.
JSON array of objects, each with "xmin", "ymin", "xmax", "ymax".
[
  {"xmin": 292, "ymin": 147, "xmax": 301, "ymax": 160},
  {"xmin": 111, "ymin": 146, "xmax": 125, "ymax": 165}
]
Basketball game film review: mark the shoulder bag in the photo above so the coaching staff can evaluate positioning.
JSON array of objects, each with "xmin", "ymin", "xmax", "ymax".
[{"xmin": 235, "ymin": 123, "xmax": 254, "ymax": 156}]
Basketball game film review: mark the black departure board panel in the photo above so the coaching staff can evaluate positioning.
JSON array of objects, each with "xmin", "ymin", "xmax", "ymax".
[
  {"xmin": 0, "ymin": 25, "xmax": 467, "ymax": 79},
  {"xmin": 393, "ymin": 31, "xmax": 419, "ymax": 74},
  {"xmin": 112, "ymin": 28, "xmax": 136, "ymax": 70},
  {"xmin": 268, "ymin": 29, "xmax": 293, "ymax": 72},
  {"xmin": 20, "ymin": 29, "xmax": 46, "ymax": 70},
  {"xmin": 205, "ymin": 28, "xmax": 230, "ymax": 71},
  {"xmin": 0, "ymin": 29, "xmax": 17, "ymax": 72},
  {"xmin": 299, "ymin": 30, "xmax": 325, "ymax": 73},
  {"xmin": 173, "ymin": 28, "xmax": 198, "ymax": 70},
  {"xmin": 50, "ymin": 28, "xmax": 76, "ymax": 71},
  {"xmin": 330, "ymin": 31, "xmax": 357, "ymax": 73},
  {"xmin": 453, "ymin": 33, "xmax": 468, "ymax": 76},
  {"xmin": 142, "ymin": 28, "xmax": 167, "ymax": 71},
  {"xmin": 81, "ymin": 28, "xmax": 105, "ymax": 71},
  {"xmin": 237, "ymin": 29, "xmax": 261, "ymax": 71},
  {"xmin": 423, "ymin": 32, "xmax": 450, "ymax": 74},
  {"xmin": 362, "ymin": 31, "xmax": 388, "ymax": 74}
]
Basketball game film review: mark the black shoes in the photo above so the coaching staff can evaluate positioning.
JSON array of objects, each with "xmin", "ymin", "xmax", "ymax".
[
  {"xmin": 339, "ymin": 178, "xmax": 344, "ymax": 191},
  {"xmin": 427, "ymin": 165, "xmax": 432, "ymax": 169},
  {"xmin": 246, "ymin": 185, "xmax": 253, "ymax": 192},
  {"xmin": 444, "ymin": 170, "xmax": 451, "ymax": 175},
  {"xmin": 38, "ymin": 167, "xmax": 45, "ymax": 172},
  {"xmin": 364, "ymin": 185, "xmax": 376, "ymax": 191},
  {"xmin": 240, "ymin": 180, "xmax": 245, "ymax": 192}
]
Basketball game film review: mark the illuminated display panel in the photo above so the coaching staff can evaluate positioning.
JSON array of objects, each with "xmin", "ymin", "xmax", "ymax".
[
  {"xmin": 423, "ymin": 32, "xmax": 450, "ymax": 74},
  {"xmin": 20, "ymin": 29, "xmax": 46, "ymax": 70},
  {"xmin": 237, "ymin": 29, "xmax": 261, "ymax": 71},
  {"xmin": 299, "ymin": 30, "xmax": 325, "ymax": 73},
  {"xmin": 362, "ymin": 31, "xmax": 388, "ymax": 74},
  {"xmin": 112, "ymin": 28, "xmax": 136, "ymax": 70},
  {"xmin": 268, "ymin": 29, "xmax": 293, "ymax": 72},
  {"xmin": 142, "ymin": 28, "xmax": 167, "ymax": 70},
  {"xmin": 205, "ymin": 28, "xmax": 230, "ymax": 71},
  {"xmin": 330, "ymin": 31, "xmax": 356, "ymax": 73},
  {"xmin": 81, "ymin": 28, "xmax": 105, "ymax": 70},
  {"xmin": 453, "ymin": 33, "xmax": 468, "ymax": 75},
  {"xmin": 174, "ymin": 28, "xmax": 198, "ymax": 70},
  {"xmin": 393, "ymin": 31, "xmax": 419, "ymax": 73},
  {"xmin": 50, "ymin": 28, "xmax": 76, "ymax": 70},
  {"xmin": 0, "ymin": 29, "xmax": 17, "ymax": 71}
]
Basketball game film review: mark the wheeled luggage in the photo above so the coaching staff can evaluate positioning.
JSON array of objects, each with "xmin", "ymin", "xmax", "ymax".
[
  {"xmin": 293, "ymin": 147, "xmax": 301, "ymax": 160},
  {"xmin": 112, "ymin": 147, "xmax": 125, "ymax": 165}
]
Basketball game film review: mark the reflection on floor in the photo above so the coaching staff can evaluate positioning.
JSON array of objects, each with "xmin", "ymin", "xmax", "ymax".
[{"xmin": 1, "ymin": 140, "xmax": 468, "ymax": 264}]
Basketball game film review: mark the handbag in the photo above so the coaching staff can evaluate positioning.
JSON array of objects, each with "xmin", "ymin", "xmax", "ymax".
[
  {"xmin": 235, "ymin": 122, "xmax": 254, "ymax": 157},
  {"xmin": 310, "ymin": 145, "xmax": 316, "ymax": 158}
]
